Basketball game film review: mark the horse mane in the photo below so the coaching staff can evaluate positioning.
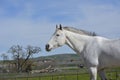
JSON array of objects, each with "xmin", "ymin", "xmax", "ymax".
[{"xmin": 63, "ymin": 27, "xmax": 96, "ymax": 36}]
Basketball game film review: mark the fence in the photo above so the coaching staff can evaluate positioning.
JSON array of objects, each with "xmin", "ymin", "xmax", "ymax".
[
  {"xmin": 0, "ymin": 73, "xmax": 89, "ymax": 80},
  {"xmin": 0, "ymin": 69, "xmax": 120, "ymax": 80}
]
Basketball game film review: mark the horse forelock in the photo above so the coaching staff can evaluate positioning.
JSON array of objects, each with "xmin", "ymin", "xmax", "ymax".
[{"xmin": 63, "ymin": 27, "xmax": 96, "ymax": 36}]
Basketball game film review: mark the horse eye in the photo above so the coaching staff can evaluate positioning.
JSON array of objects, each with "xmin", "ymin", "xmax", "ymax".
[{"xmin": 56, "ymin": 34, "xmax": 60, "ymax": 36}]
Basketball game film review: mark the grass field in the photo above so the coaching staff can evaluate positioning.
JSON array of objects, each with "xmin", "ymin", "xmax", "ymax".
[
  {"xmin": 1, "ymin": 71, "xmax": 120, "ymax": 80},
  {"xmin": 1, "ymin": 67, "xmax": 120, "ymax": 80},
  {"xmin": 0, "ymin": 73, "xmax": 90, "ymax": 80}
]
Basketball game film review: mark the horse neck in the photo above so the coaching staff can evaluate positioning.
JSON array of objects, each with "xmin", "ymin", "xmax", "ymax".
[{"xmin": 64, "ymin": 30, "xmax": 93, "ymax": 53}]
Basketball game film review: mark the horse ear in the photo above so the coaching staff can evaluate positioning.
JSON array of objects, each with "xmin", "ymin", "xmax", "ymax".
[{"xmin": 59, "ymin": 24, "xmax": 62, "ymax": 30}]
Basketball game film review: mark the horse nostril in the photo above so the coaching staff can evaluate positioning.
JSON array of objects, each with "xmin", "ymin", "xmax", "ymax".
[
  {"xmin": 46, "ymin": 44, "xmax": 50, "ymax": 51},
  {"xmin": 46, "ymin": 44, "xmax": 49, "ymax": 48}
]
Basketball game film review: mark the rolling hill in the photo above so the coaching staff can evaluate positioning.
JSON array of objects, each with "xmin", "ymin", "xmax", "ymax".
[{"xmin": 33, "ymin": 53, "xmax": 83, "ymax": 69}]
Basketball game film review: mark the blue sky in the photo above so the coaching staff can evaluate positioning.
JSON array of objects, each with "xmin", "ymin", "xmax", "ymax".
[{"xmin": 0, "ymin": 0, "xmax": 120, "ymax": 60}]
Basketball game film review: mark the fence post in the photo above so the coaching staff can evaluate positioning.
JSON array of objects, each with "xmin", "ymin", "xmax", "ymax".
[
  {"xmin": 116, "ymin": 70, "xmax": 118, "ymax": 80},
  {"xmin": 51, "ymin": 75, "xmax": 53, "ymax": 80},
  {"xmin": 39, "ymin": 76, "xmax": 41, "ymax": 80},
  {"xmin": 27, "ymin": 73, "xmax": 29, "ymax": 80},
  {"xmin": 76, "ymin": 69, "xmax": 79, "ymax": 80}
]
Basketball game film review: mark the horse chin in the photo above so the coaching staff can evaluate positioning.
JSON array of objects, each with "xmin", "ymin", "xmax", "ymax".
[
  {"xmin": 45, "ymin": 46, "xmax": 51, "ymax": 52},
  {"xmin": 46, "ymin": 48, "xmax": 52, "ymax": 52}
]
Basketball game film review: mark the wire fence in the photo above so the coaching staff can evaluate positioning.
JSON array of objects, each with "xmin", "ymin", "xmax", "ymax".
[
  {"xmin": 0, "ymin": 69, "xmax": 120, "ymax": 80},
  {"xmin": 0, "ymin": 73, "xmax": 89, "ymax": 80}
]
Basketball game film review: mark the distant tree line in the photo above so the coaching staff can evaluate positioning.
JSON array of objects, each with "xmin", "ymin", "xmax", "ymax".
[{"xmin": 1, "ymin": 45, "xmax": 41, "ymax": 73}]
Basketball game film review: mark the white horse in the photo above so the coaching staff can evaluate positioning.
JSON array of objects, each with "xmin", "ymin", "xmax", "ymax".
[{"xmin": 46, "ymin": 24, "xmax": 120, "ymax": 80}]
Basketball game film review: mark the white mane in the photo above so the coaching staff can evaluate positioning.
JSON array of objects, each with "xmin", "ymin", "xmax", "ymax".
[{"xmin": 63, "ymin": 27, "xmax": 96, "ymax": 36}]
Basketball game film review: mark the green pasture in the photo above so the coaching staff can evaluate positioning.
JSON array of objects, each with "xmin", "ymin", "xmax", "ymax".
[
  {"xmin": 1, "ymin": 67, "xmax": 120, "ymax": 80},
  {"xmin": 1, "ymin": 72, "xmax": 120, "ymax": 80},
  {"xmin": 0, "ymin": 73, "xmax": 90, "ymax": 80}
]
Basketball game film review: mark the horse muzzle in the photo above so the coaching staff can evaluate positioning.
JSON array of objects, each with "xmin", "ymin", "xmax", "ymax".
[{"xmin": 45, "ymin": 44, "xmax": 51, "ymax": 51}]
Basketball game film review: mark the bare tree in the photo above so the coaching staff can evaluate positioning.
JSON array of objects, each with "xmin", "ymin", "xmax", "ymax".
[
  {"xmin": 8, "ymin": 45, "xmax": 23, "ymax": 72},
  {"xmin": 1, "ymin": 53, "xmax": 8, "ymax": 62},
  {"xmin": 8, "ymin": 45, "xmax": 41, "ymax": 73},
  {"xmin": 1, "ymin": 53, "xmax": 8, "ymax": 69},
  {"xmin": 21, "ymin": 45, "xmax": 41, "ymax": 72}
]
